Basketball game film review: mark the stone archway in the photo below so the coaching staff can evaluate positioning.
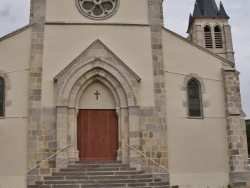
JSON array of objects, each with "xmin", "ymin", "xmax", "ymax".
[{"xmin": 55, "ymin": 57, "xmax": 141, "ymax": 169}]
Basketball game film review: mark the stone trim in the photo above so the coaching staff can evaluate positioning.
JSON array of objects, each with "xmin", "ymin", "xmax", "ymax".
[
  {"xmin": 222, "ymin": 68, "xmax": 249, "ymax": 186},
  {"xmin": 53, "ymin": 39, "xmax": 142, "ymax": 168},
  {"xmin": 27, "ymin": 0, "xmax": 47, "ymax": 185},
  {"xmin": 45, "ymin": 22, "xmax": 150, "ymax": 27},
  {"xmin": 55, "ymin": 40, "xmax": 141, "ymax": 108},
  {"xmin": 182, "ymin": 73, "xmax": 206, "ymax": 94},
  {"xmin": 57, "ymin": 59, "xmax": 137, "ymax": 107},
  {"xmin": 55, "ymin": 86, "xmax": 138, "ymax": 170},
  {"xmin": 73, "ymin": 76, "xmax": 122, "ymax": 109},
  {"xmin": 75, "ymin": 0, "xmax": 120, "ymax": 20},
  {"xmin": 139, "ymin": 0, "xmax": 168, "ymax": 175},
  {"xmin": 55, "ymin": 52, "xmax": 140, "ymax": 169},
  {"xmin": 182, "ymin": 74, "xmax": 206, "ymax": 118}
]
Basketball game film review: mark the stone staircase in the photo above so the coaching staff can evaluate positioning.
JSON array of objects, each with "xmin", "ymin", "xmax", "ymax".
[{"xmin": 28, "ymin": 161, "xmax": 176, "ymax": 188}]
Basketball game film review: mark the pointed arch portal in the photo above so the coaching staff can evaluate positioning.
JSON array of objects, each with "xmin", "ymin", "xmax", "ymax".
[
  {"xmin": 54, "ymin": 40, "xmax": 141, "ymax": 168},
  {"xmin": 77, "ymin": 81, "xmax": 118, "ymax": 161}
]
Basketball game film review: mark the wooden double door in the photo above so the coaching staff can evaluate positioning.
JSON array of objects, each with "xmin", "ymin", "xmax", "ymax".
[{"xmin": 77, "ymin": 110, "xmax": 118, "ymax": 161}]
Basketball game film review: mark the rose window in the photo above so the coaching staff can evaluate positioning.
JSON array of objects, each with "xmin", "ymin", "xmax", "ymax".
[{"xmin": 76, "ymin": 0, "xmax": 119, "ymax": 19}]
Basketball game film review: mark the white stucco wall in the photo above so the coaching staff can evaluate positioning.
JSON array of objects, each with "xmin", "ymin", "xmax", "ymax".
[
  {"xmin": 0, "ymin": 28, "xmax": 31, "ymax": 188},
  {"xmin": 42, "ymin": 25, "xmax": 154, "ymax": 107},
  {"xmin": 162, "ymin": 29, "xmax": 230, "ymax": 188},
  {"xmin": 46, "ymin": 0, "xmax": 149, "ymax": 24}
]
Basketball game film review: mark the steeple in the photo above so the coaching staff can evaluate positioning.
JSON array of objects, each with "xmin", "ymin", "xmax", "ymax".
[
  {"xmin": 187, "ymin": 0, "xmax": 234, "ymax": 63},
  {"xmin": 193, "ymin": 0, "xmax": 229, "ymax": 18},
  {"xmin": 219, "ymin": 2, "xmax": 230, "ymax": 18},
  {"xmin": 196, "ymin": 0, "xmax": 218, "ymax": 17},
  {"xmin": 188, "ymin": 0, "xmax": 229, "ymax": 31},
  {"xmin": 193, "ymin": 2, "xmax": 203, "ymax": 17}
]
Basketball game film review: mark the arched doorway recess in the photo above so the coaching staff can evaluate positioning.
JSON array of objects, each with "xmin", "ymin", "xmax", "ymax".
[
  {"xmin": 77, "ymin": 81, "xmax": 118, "ymax": 161},
  {"xmin": 54, "ymin": 44, "xmax": 141, "ymax": 169}
]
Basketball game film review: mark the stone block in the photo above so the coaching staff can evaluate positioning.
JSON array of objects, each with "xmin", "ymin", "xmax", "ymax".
[
  {"xmin": 27, "ymin": 168, "xmax": 40, "ymax": 176},
  {"xmin": 130, "ymin": 138, "xmax": 140, "ymax": 146},
  {"xmin": 149, "ymin": 132, "xmax": 154, "ymax": 138},
  {"xmin": 145, "ymin": 139, "xmax": 157, "ymax": 146},
  {"xmin": 129, "ymin": 131, "xmax": 140, "ymax": 138},
  {"xmin": 40, "ymin": 168, "xmax": 50, "ymax": 175},
  {"xmin": 146, "ymin": 124, "xmax": 157, "ymax": 131},
  {"xmin": 141, "ymin": 108, "xmax": 154, "ymax": 117}
]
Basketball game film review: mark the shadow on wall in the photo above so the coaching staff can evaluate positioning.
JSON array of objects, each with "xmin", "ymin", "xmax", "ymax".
[
  {"xmin": 246, "ymin": 120, "xmax": 250, "ymax": 188},
  {"xmin": 246, "ymin": 120, "xmax": 250, "ymax": 158}
]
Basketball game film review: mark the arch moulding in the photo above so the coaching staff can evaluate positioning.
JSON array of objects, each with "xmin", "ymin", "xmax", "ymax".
[{"xmin": 54, "ymin": 43, "xmax": 141, "ymax": 169}]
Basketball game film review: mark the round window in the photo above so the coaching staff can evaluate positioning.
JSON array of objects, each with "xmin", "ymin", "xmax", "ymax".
[{"xmin": 76, "ymin": 0, "xmax": 119, "ymax": 20}]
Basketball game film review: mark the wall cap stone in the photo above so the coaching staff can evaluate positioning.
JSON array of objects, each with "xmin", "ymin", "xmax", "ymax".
[{"xmin": 222, "ymin": 67, "xmax": 236, "ymax": 72}]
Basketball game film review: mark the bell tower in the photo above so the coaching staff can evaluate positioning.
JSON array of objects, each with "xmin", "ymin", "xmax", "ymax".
[{"xmin": 187, "ymin": 0, "xmax": 235, "ymax": 63}]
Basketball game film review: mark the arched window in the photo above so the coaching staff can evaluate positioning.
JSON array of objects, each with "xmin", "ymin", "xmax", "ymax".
[
  {"xmin": 0, "ymin": 77, "xmax": 5, "ymax": 117},
  {"xmin": 204, "ymin": 25, "xmax": 213, "ymax": 48},
  {"xmin": 214, "ymin": 25, "xmax": 223, "ymax": 48},
  {"xmin": 188, "ymin": 79, "xmax": 202, "ymax": 117}
]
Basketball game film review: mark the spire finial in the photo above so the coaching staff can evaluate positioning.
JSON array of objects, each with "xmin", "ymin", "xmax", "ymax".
[{"xmin": 219, "ymin": 1, "xmax": 230, "ymax": 18}]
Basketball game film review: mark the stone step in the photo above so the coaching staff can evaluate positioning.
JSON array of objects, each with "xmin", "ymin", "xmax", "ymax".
[
  {"xmin": 60, "ymin": 167, "xmax": 136, "ymax": 172},
  {"xmin": 37, "ymin": 178, "xmax": 161, "ymax": 185},
  {"xmin": 45, "ymin": 174, "xmax": 154, "ymax": 180},
  {"xmin": 29, "ymin": 184, "xmax": 171, "ymax": 188},
  {"xmin": 52, "ymin": 170, "xmax": 145, "ymax": 176},
  {"xmin": 30, "ymin": 182, "xmax": 172, "ymax": 188},
  {"xmin": 75, "ymin": 161, "xmax": 121, "ymax": 164},
  {"xmin": 28, "ymin": 161, "xmax": 175, "ymax": 188},
  {"xmin": 68, "ymin": 164, "xmax": 129, "ymax": 169}
]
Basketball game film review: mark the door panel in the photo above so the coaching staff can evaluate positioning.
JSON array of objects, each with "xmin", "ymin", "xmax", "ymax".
[{"xmin": 77, "ymin": 110, "xmax": 118, "ymax": 161}]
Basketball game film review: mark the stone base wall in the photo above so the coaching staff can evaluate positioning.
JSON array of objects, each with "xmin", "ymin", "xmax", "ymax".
[
  {"xmin": 247, "ymin": 171, "xmax": 250, "ymax": 187},
  {"xmin": 230, "ymin": 171, "xmax": 250, "ymax": 188},
  {"xmin": 139, "ymin": 107, "xmax": 168, "ymax": 174},
  {"xmin": 223, "ymin": 68, "xmax": 249, "ymax": 187},
  {"xmin": 27, "ymin": 107, "xmax": 57, "ymax": 184}
]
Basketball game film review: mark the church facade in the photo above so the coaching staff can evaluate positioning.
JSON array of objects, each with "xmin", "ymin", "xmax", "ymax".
[{"xmin": 0, "ymin": 0, "xmax": 249, "ymax": 187}]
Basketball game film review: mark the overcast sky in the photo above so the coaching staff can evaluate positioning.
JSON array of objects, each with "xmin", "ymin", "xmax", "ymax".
[{"xmin": 0, "ymin": 0, "xmax": 249, "ymax": 118}]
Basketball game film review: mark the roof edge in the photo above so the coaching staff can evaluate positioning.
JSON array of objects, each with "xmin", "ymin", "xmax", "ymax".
[
  {"xmin": 0, "ymin": 24, "xmax": 33, "ymax": 43},
  {"xmin": 219, "ymin": 2, "xmax": 230, "ymax": 19},
  {"xmin": 162, "ymin": 26, "xmax": 235, "ymax": 67}
]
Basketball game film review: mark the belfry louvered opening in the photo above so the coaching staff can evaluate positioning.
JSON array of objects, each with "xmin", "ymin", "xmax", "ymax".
[
  {"xmin": 214, "ymin": 26, "xmax": 223, "ymax": 48},
  {"xmin": 204, "ymin": 25, "xmax": 213, "ymax": 48}
]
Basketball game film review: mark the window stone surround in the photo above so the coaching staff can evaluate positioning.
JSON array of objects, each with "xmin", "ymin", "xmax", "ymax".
[
  {"xmin": 0, "ymin": 71, "xmax": 11, "ymax": 115},
  {"xmin": 182, "ymin": 73, "xmax": 206, "ymax": 118}
]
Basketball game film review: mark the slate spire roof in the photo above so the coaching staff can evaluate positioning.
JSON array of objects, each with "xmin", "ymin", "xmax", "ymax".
[
  {"xmin": 193, "ymin": 0, "xmax": 229, "ymax": 18},
  {"xmin": 187, "ymin": 0, "xmax": 229, "ymax": 32}
]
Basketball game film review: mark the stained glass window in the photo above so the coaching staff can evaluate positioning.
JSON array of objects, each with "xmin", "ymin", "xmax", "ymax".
[
  {"xmin": 0, "ymin": 77, "xmax": 5, "ymax": 117},
  {"xmin": 188, "ymin": 79, "xmax": 202, "ymax": 117}
]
